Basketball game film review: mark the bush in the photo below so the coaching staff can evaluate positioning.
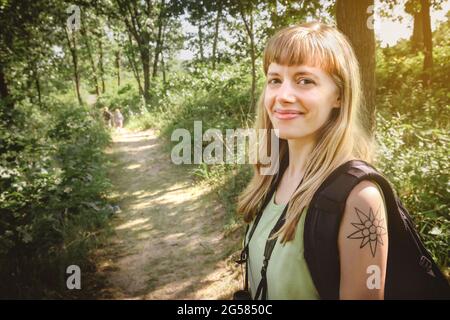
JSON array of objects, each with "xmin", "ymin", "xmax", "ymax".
[
  {"xmin": 373, "ymin": 20, "xmax": 449, "ymax": 272},
  {"xmin": 375, "ymin": 113, "xmax": 449, "ymax": 269},
  {"xmin": 0, "ymin": 100, "xmax": 113, "ymax": 298}
]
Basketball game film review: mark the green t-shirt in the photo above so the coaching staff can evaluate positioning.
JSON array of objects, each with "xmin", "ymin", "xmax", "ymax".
[
  {"xmin": 244, "ymin": 181, "xmax": 387, "ymax": 300},
  {"xmin": 245, "ymin": 193, "xmax": 319, "ymax": 300}
]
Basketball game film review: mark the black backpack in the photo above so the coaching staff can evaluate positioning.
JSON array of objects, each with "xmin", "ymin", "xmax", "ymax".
[
  {"xmin": 304, "ymin": 159, "xmax": 450, "ymax": 299},
  {"xmin": 235, "ymin": 160, "xmax": 450, "ymax": 300}
]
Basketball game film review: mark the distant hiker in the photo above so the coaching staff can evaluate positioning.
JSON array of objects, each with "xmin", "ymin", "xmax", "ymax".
[
  {"xmin": 103, "ymin": 107, "xmax": 113, "ymax": 128},
  {"xmin": 114, "ymin": 108, "xmax": 124, "ymax": 130}
]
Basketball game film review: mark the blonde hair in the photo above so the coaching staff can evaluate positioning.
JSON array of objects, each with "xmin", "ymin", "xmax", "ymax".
[{"xmin": 237, "ymin": 21, "xmax": 374, "ymax": 243}]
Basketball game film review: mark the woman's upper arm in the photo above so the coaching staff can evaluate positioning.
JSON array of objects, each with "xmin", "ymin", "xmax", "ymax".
[{"xmin": 338, "ymin": 180, "xmax": 389, "ymax": 300}]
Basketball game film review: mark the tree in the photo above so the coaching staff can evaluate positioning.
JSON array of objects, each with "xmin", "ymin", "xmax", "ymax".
[
  {"xmin": 403, "ymin": 0, "xmax": 434, "ymax": 86},
  {"xmin": 65, "ymin": 26, "xmax": 83, "ymax": 105},
  {"xmin": 80, "ymin": 14, "xmax": 100, "ymax": 96},
  {"xmin": 185, "ymin": 0, "xmax": 211, "ymax": 61},
  {"xmin": 405, "ymin": 0, "xmax": 424, "ymax": 51},
  {"xmin": 114, "ymin": 0, "xmax": 154, "ymax": 104},
  {"xmin": 265, "ymin": 0, "xmax": 327, "ymax": 35},
  {"xmin": 115, "ymin": 50, "xmax": 121, "ymax": 88},
  {"xmin": 223, "ymin": 0, "xmax": 264, "ymax": 113},
  {"xmin": 152, "ymin": 0, "xmax": 165, "ymax": 78},
  {"xmin": 419, "ymin": 0, "xmax": 433, "ymax": 86},
  {"xmin": 336, "ymin": 0, "xmax": 376, "ymax": 137},
  {"xmin": 380, "ymin": 0, "xmax": 445, "ymax": 87},
  {"xmin": 212, "ymin": 0, "xmax": 223, "ymax": 70},
  {"xmin": 125, "ymin": 32, "xmax": 145, "ymax": 96},
  {"xmin": 238, "ymin": 1, "xmax": 257, "ymax": 113},
  {"xmin": 0, "ymin": 0, "xmax": 59, "ymax": 123},
  {"xmin": 97, "ymin": 33, "xmax": 106, "ymax": 93}
]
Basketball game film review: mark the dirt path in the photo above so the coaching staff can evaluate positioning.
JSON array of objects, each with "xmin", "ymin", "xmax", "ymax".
[{"xmin": 94, "ymin": 129, "xmax": 242, "ymax": 299}]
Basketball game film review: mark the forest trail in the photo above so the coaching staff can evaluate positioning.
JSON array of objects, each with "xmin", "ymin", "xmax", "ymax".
[{"xmin": 93, "ymin": 129, "xmax": 242, "ymax": 299}]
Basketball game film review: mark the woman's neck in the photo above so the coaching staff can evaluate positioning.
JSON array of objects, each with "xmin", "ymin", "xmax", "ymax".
[{"xmin": 286, "ymin": 135, "xmax": 316, "ymax": 179}]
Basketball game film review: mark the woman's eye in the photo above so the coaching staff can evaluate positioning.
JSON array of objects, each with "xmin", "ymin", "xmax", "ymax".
[
  {"xmin": 298, "ymin": 78, "xmax": 315, "ymax": 85},
  {"xmin": 268, "ymin": 78, "xmax": 281, "ymax": 84}
]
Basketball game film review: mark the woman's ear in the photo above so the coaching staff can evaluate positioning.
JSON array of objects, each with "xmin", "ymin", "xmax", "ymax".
[{"xmin": 333, "ymin": 94, "xmax": 341, "ymax": 109}]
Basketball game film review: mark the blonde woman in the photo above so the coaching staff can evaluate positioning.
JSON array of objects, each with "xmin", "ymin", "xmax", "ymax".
[
  {"xmin": 236, "ymin": 21, "xmax": 388, "ymax": 300},
  {"xmin": 113, "ymin": 108, "xmax": 124, "ymax": 130}
]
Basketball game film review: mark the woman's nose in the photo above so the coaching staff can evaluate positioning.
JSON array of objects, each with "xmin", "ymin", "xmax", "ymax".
[{"xmin": 276, "ymin": 81, "xmax": 296, "ymax": 104}]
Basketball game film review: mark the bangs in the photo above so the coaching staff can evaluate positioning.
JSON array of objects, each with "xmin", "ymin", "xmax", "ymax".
[{"xmin": 263, "ymin": 24, "xmax": 339, "ymax": 76}]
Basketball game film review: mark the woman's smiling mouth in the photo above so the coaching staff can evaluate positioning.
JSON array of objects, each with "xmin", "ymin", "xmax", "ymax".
[{"xmin": 273, "ymin": 108, "xmax": 305, "ymax": 120}]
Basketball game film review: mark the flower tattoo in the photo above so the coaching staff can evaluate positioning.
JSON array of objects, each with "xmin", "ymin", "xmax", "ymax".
[{"xmin": 347, "ymin": 205, "xmax": 386, "ymax": 257}]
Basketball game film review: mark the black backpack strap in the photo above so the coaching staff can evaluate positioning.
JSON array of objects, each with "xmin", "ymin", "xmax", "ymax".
[
  {"xmin": 235, "ymin": 157, "xmax": 288, "ymax": 294},
  {"xmin": 235, "ymin": 195, "xmax": 271, "ymax": 293},
  {"xmin": 303, "ymin": 159, "xmax": 393, "ymax": 299},
  {"xmin": 254, "ymin": 205, "xmax": 288, "ymax": 300}
]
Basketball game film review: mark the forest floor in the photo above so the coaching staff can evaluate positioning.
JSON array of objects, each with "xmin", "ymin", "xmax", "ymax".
[{"xmin": 90, "ymin": 128, "xmax": 242, "ymax": 299}]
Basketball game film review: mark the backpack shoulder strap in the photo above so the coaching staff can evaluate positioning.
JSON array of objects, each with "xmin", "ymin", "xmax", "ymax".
[{"xmin": 303, "ymin": 159, "xmax": 394, "ymax": 300}]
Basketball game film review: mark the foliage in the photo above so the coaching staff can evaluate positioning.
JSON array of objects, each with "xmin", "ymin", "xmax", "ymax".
[
  {"xmin": 376, "ymin": 113, "xmax": 449, "ymax": 268},
  {"xmin": 0, "ymin": 100, "xmax": 113, "ymax": 298}
]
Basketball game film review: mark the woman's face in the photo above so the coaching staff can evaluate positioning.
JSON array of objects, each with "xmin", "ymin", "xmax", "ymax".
[{"xmin": 264, "ymin": 63, "xmax": 341, "ymax": 141}]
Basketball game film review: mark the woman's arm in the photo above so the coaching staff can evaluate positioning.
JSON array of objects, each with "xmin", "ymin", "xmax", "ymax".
[{"xmin": 338, "ymin": 180, "xmax": 389, "ymax": 300}]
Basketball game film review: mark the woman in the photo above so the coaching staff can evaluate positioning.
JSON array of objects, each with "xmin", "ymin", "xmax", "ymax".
[
  {"xmin": 237, "ymin": 21, "xmax": 388, "ymax": 300},
  {"xmin": 103, "ymin": 107, "xmax": 113, "ymax": 128},
  {"xmin": 114, "ymin": 108, "xmax": 124, "ymax": 130}
]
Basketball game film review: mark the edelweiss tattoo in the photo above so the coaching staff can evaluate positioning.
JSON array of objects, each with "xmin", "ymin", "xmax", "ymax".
[{"xmin": 347, "ymin": 205, "xmax": 386, "ymax": 257}]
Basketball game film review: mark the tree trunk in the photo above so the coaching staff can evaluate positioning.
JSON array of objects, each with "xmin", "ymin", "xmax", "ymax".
[
  {"xmin": 411, "ymin": 11, "xmax": 424, "ymax": 51},
  {"xmin": 25, "ymin": 60, "xmax": 35, "ymax": 104},
  {"xmin": 137, "ymin": 23, "xmax": 151, "ymax": 104},
  {"xmin": 0, "ymin": 64, "xmax": 10, "ymax": 102},
  {"xmin": 65, "ymin": 28, "xmax": 83, "ymax": 105},
  {"xmin": 81, "ymin": 22, "xmax": 100, "ymax": 96},
  {"xmin": 161, "ymin": 52, "xmax": 166, "ymax": 86},
  {"xmin": 249, "ymin": 10, "xmax": 256, "ymax": 114},
  {"xmin": 198, "ymin": 19, "xmax": 204, "ymax": 60},
  {"xmin": 336, "ymin": 0, "xmax": 376, "ymax": 137},
  {"xmin": 126, "ymin": 32, "xmax": 144, "ymax": 96},
  {"xmin": 239, "ymin": 3, "xmax": 256, "ymax": 114},
  {"xmin": 117, "ymin": 0, "xmax": 151, "ymax": 104},
  {"xmin": 34, "ymin": 64, "xmax": 41, "ymax": 106},
  {"xmin": 152, "ymin": 0, "xmax": 165, "ymax": 78},
  {"xmin": 0, "ymin": 62, "xmax": 14, "ymax": 125},
  {"xmin": 98, "ymin": 35, "xmax": 106, "ymax": 93},
  {"xmin": 140, "ymin": 45, "xmax": 151, "ymax": 103},
  {"xmin": 160, "ymin": 23, "xmax": 167, "ymax": 86},
  {"xmin": 116, "ymin": 50, "xmax": 121, "ymax": 88},
  {"xmin": 127, "ymin": 51, "xmax": 144, "ymax": 96},
  {"xmin": 212, "ymin": 2, "xmax": 222, "ymax": 70},
  {"xmin": 420, "ymin": 0, "xmax": 433, "ymax": 87}
]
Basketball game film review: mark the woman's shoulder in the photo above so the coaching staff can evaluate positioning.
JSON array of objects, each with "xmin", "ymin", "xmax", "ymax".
[
  {"xmin": 329, "ymin": 158, "xmax": 387, "ymax": 225},
  {"xmin": 339, "ymin": 157, "xmax": 385, "ymax": 208},
  {"xmin": 346, "ymin": 179, "xmax": 384, "ymax": 207}
]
